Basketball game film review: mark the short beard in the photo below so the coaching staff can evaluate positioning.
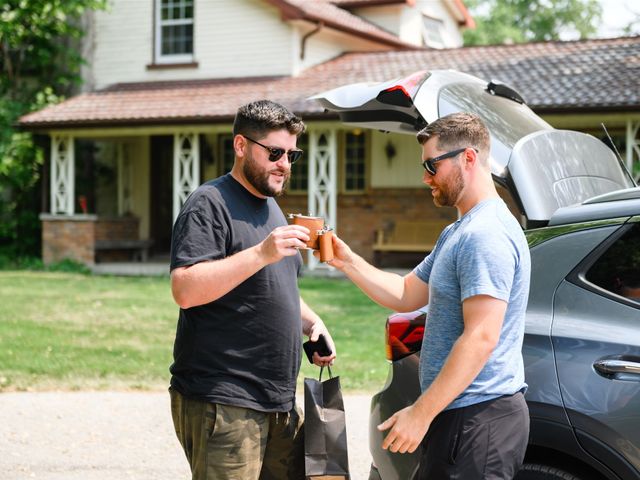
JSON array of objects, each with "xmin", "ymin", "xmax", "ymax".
[
  {"xmin": 243, "ymin": 151, "xmax": 290, "ymax": 197},
  {"xmin": 433, "ymin": 163, "xmax": 464, "ymax": 207}
]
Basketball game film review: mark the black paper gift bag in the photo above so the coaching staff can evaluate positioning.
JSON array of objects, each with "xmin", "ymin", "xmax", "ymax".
[{"xmin": 304, "ymin": 366, "xmax": 350, "ymax": 479}]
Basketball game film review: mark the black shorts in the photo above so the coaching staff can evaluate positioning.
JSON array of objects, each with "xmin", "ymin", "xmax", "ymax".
[{"xmin": 418, "ymin": 392, "xmax": 529, "ymax": 480}]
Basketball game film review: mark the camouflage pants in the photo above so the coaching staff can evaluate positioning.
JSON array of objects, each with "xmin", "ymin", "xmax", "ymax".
[{"xmin": 169, "ymin": 388, "xmax": 305, "ymax": 480}]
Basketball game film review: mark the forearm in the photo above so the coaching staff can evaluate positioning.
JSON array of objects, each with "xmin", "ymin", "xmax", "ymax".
[
  {"xmin": 414, "ymin": 330, "xmax": 496, "ymax": 419},
  {"xmin": 340, "ymin": 252, "xmax": 416, "ymax": 311},
  {"xmin": 171, "ymin": 245, "xmax": 267, "ymax": 308},
  {"xmin": 300, "ymin": 297, "xmax": 324, "ymax": 336},
  {"xmin": 300, "ymin": 296, "xmax": 336, "ymax": 365}
]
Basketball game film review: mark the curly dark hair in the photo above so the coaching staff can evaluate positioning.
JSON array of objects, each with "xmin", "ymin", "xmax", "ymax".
[{"xmin": 232, "ymin": 100, "xmax": 305, "ymax": 139}]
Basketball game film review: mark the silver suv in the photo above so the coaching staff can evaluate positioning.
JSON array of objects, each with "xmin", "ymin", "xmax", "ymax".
[{"xmin": 312, "ymin": 70, "xmax": 640, "ymax": 480}]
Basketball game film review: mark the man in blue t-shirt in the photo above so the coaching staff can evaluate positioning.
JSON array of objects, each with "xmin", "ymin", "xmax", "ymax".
[{"xmin": 326, "ymin": 112, "xmax": 531, "ymax": 479}]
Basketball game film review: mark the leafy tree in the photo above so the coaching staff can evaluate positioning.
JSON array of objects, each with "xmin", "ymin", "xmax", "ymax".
[
  {"xmin": 0, "ymin": 0, "xmax": 106, "ymax": 258},
  {"xmin": 621, "ymin": 10, "xmax": 640, "ymax": 37},
  {"xmin": 463, "ymin": 0, "xmax": 602, "ymax": 46}
]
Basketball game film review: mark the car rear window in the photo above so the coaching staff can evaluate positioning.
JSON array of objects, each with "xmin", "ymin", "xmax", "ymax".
[{"xmin": 438, "ymin": 83, "xmax": 549, "ymax": 149}]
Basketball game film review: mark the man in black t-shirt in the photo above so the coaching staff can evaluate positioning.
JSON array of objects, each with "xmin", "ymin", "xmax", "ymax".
[{"xmin": 169, "ymin": 100, "xmax": 336, "ymax": 480}]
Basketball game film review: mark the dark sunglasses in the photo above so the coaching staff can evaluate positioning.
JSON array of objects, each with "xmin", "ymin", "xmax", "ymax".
[
  {"xmin": 422, "ymin": 147, "xmax": 475, "ymax": 175},
  {"xmin": 244, "ymin": 135, "xmax": 303, "ymax": 164}
]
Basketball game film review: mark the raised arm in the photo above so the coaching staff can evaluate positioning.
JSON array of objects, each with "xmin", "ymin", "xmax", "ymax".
[
  {"xmin": 326, "ymin": 234, "xmax": 429, "ymax": 312},
  {"xmin": 171, "ymin": 224, "xmax": 309, "ymax": 309}
]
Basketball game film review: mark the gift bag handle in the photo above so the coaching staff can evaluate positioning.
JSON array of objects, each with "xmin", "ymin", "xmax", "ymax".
[{"xmin": 319, "ymin": 365, "xmax": 333, "ymax": 381}]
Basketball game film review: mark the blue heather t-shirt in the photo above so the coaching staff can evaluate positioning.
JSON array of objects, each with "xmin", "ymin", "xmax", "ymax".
[{"xmin": 413, "ymin": 198, "xmax": 530, "ymax": 410}]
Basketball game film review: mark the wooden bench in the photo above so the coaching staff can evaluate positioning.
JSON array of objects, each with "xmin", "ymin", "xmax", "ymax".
[
  {"xmin": 94, "ymin": 239, "xmax": 154, "ymax": 262},
  {"xmin": 373, "ymin": 220, "xmax": 450, "ymax": 264}
]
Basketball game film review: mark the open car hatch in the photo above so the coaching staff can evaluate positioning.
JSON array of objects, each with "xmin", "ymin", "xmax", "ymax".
[{"xmin": 311, "ymin": 70, "xmax": 635, "ymax": 225}]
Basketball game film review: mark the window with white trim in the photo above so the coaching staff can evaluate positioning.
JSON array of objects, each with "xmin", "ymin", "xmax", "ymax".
[
  {"xmin": 218, "ymin": 133, "xmax": 235, "ymax": 175},
  {"xmin": 343, "ymin": 130, "xmax": 367, "ymax": 193},
  {"xmin": 288, "ymin": 133, "xmax": 308, "ymax": 193},
  {"xmin": 422, "ymin": 15, "xmax": 445, "ymax": 48},
  {"xmin": 155, "ymin": 0, "xmax": 194, "ymax": 63}
]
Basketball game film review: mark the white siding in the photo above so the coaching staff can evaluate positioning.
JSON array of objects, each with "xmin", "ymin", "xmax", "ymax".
[
  {"xmin": 86, "ymin": 0, "xmax": 465, "ymax": 89},
  {"xmin": 413, "ymin": 0, "xmax": 464, "ymax": 48},
  {"xmin": 370, "ymin": 132, "xmax": 424, "ymax": 188},
  {"xmin": 90, "ymin": 0, "xmax": 299, "ymax": 89},
  {"xmin": 297, "ymin": 25, "xmax": 391, "ymax": 73},
  {"xmin": 90, "ymin": 0, "xmax": 153, "ymax": 89},
  {"xmin": 198, "ymin": 0, "xmax": 295, "ymax": 79},
  {"xmin": 353, "ymin": 1, "xmax": 464, "ymax": 48},
  {"xmin": 349, "ymin": 5, "xmax": 404, "ymax": 38}
]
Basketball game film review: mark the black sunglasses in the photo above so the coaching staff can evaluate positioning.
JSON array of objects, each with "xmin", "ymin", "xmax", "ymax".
[
  {"xmin": 244, "ymin": 135, "xmax": 303, "ymax": 164},
  {"xmin": 422, "ymin": 147, "xmax": 475, "ymax": 175}
]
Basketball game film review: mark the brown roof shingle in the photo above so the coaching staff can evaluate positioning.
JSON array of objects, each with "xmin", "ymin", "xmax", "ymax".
[{"xmin": 19, "ymin": 36, "xmax": 640, "ymax": 129}]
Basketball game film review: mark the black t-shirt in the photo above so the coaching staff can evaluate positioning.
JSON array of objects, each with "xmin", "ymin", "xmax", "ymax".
[{"xmin": 169, "ymin": 174, "xmax": 303, "ymax": 412}]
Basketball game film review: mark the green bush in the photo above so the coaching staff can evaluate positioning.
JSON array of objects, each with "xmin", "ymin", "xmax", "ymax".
[
  {"xmin": 0, "ymin": 1, "xmax": 108, "ymax": 257},
  {"xmin": 0, "ymin": 254, "xmax": 90, "ymax": 274},
  {"xmin": 0, "ymin": 254, "xmax": 43, "ymax": 270},
  {"xmin": 46, "ymin": 258, "xmax": 91, "ymax": 274}
]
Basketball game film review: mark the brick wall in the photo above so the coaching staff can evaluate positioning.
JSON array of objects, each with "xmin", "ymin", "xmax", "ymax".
[
  {"xmin": 94, "ymin": 216, "xmax": 141, "ymax": 262},
  {"xmin": 40, "ymin": 214, "xmax": 97, "ymax": 265},
  {"xmin": 278, "ymin": 188, "xmax": 458, "ymax": 265},
  {"xmin": 40, "ymin": 215, "xmax": 142, "ymax": 265},
  {"xmin": 94, "ymin": 216, "xmax": 139, "ymax": 242}
]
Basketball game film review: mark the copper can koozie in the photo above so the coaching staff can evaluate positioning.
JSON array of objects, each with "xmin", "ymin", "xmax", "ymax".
[
  {"xmin": 289, "ymin": 214, "xmax": 324, "ymax": 249},
  {"xmin": 318, "ymin": 229, "xmax": 334, "ymax": 262}
]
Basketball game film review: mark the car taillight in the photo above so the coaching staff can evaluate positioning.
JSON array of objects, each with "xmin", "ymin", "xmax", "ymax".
[
  {"xmin": 376, "ymin": 70, "xmax": 430, "ymax": 107},
  {"xmin": 385, "ymin": 310, "xmax": 426, "ymax": 361}
]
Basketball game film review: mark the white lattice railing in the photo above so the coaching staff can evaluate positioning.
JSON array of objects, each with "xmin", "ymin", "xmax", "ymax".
[
  {"xmin": 307, "ymin": 130, "xmax": 337, "ymax": 270},
  {"xmin": 50, "ymin": 135, "xmax": 75, "ymax": 214},
  {"xmin": 173, "ymin": 133, "xmax": 200, "ymax": 221}
]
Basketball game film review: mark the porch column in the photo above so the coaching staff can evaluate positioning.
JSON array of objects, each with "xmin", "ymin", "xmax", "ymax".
[
  {"xmin": 626, "ymin": 120, "xmax": 640, "ymax": 183},
  {"xmin": 308, "ymin": 129, "xmax": 337, "ymax": 270},
  {"xmin": 117, "ymin": 142, "xmax": 132, "ymax": 215},
  {"xmin": 50, "ymin": 135, "xmax": 75, "ymax": 214},
  {"xmin": 173, "ymin": 133, "xmax": 200, "ymax": 221}
]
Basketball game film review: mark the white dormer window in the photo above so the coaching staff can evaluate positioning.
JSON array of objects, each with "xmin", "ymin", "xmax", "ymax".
[
  {"xmin": 422, "ymin": 15, "xmax": 445, "ymax": 48},
  {"xmin": 155, "ymin": 0, "xmax": 194, "ymax": 64}
]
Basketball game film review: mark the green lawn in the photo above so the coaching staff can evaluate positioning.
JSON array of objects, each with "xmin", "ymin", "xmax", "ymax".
[{"xmin": 0, "ymin": 271, "xmax": 392, "ymax": 393}]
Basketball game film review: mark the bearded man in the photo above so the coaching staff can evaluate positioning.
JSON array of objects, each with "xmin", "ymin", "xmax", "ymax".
[
  {"xmin": 325, "ymin": 112, "xmax": 531, "ymax": 479},
  {"xmin": 168, "ymin": 100, "xmax": 336, "ymax": 480}
]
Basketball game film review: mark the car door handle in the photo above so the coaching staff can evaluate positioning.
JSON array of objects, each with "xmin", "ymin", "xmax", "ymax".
[{"xmin": 593, "ymin": 359, "xmax": 640, "ymax": 377}]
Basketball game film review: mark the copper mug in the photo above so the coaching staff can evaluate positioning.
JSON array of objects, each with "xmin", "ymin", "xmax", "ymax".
[
  {"xmin": 317, "ymin": 228, "xmax": 334, "ymax": 263},
  {"xmin": 288, "ymin": 214, "xmax": 324, "ymax": 250}
]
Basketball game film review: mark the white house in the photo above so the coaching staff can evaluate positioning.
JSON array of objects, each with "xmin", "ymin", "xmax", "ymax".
[{"xmin": 19, "ymin": 0, "xmax": 640, "ymax": 270}]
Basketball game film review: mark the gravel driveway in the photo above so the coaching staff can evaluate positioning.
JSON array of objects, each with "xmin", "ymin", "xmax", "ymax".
[{"xmin": 0, "ymin": 391, "xmax": 373, "ymax": 480}]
